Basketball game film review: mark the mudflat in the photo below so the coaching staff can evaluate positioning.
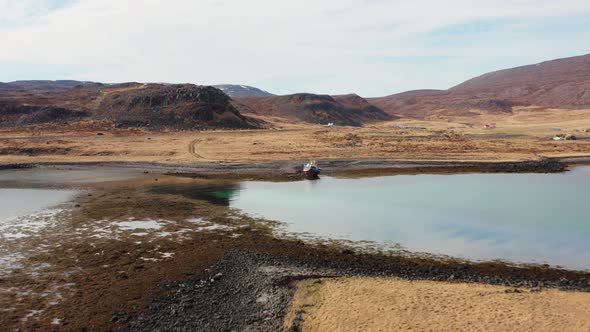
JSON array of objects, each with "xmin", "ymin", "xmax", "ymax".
[{"xmin": 287, "ymin": 277, "xmax": 590, "ymax": 332}]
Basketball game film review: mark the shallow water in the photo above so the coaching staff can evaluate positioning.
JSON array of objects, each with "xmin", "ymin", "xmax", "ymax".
[
  {"xmin": 0, "ymin": 188, "xmax": 76, "ymax": 274},
  {"xmin": 0, "ymin": 189, "xmax": 76, "ymax": 225},
  {"xmin": 0, "ymin": 166, "xmax": 141, "ymax": 186},
  {"xmin": 231, "ymin": 167, "xmax": 590, "ymax": 270},
  {"xmin": 0, "ymin": 166, "xmax": 139, "ymax": 240}
]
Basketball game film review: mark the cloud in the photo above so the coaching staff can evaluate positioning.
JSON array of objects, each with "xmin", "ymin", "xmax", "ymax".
[
  {"xmin": 1, "ymin": 0, "xmax": 590, "ymax": 96},
  {"xmin": 0, "ymin": 0, "xmax": 72, "ymax": 26}
]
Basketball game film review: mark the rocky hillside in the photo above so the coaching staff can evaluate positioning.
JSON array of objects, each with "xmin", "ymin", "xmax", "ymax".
[
  {"xmin": 236, "ymin": 93, "xmax": 393, "ymax": 126},
  {"xmin": 370, "ymin": 54, "xmax": 590, "ymax": 118},
  {"xmin": 0, "ymin": 83, "xmax": 262, "ymax": 130},
  {"xmin": 213, "ymin": 85, "xmax": 274, "ymax": 97}
]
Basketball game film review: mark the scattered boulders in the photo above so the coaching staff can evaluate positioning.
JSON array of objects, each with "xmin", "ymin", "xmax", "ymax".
[
  {"xmin": 124, "ymin": 251, "xmax": 322, "ymax": 332},
  {"xmin": 553, "ymin": 133, "xmax": 577, "ymax": 141},
  {"xmin": 123, "ymin": 247, "xmax": 590, "ymax": 332},
  {"xmin": 468, "ymin": 158, "xmax": 564, "ymax": 173}
]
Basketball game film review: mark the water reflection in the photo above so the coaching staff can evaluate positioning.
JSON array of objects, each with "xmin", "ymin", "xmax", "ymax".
[
  {"xmin": 230, "ymin": 167, "xmax": 590, "ymax": 270},
  {"xmin": 150, "ymin": 182, "xmax": 240, "ymax": 206}
]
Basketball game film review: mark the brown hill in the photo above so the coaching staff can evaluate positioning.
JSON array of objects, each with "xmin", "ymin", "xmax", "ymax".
[
  {"xmin": 0, "ymin": 83, "xmax": 262, "ymax": 130},
  {"xmin": 451, "ymin": 54, "xmax": 590, "ymax": 107},
  {"xmin": 236, "ymin": 93, "xmax": 393, "ymax": 126},
  {"xmin": 0, "ymin": 80, "xmax": 94, "ymax": 92},
  {"xmin": 370, "ymin": 54, "xmax": 590, "ymax": 118}
]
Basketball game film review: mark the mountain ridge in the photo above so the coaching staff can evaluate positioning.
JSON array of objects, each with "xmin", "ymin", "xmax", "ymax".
[
  {"xmin": 0, "ymin": 83, "xmax": 263, "ymax": 130},
  {"xmin": 2, "ymin": 54, "xmax": 590, "ymax": 124},
  {"xmin": 369, "ymin": 54, "xmax": 590, "ymax": 118}
]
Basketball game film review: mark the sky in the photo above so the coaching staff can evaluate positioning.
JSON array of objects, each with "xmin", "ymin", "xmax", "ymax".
[{"xmin": 0, "ymin": 0, "xmax": 590, "ymax": 97}]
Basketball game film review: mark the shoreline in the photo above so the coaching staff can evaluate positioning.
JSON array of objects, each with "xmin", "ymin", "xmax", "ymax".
[
  {"xmin": 3, "ymin": 155, "xmax": 590, "ymax": 178},
  {"xmin": 1, "ymin": 165, "xmax": 590, "ymax": 330}
]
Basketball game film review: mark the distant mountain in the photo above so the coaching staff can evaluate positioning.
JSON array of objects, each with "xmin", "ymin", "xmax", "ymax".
[
  {"xmin": 370, "ymin": 54, "xmax": 590, "ymax": 118},
  {"xmin": 0, "ymin": 80, "xmax": 94, "ymax": 92},
  {"xmin": 213, "ymin": 84, "xmax": 274, "ymax": 97},
  {"xmin": 0, "ymin": 83, "xmax": 263, "ymax": 130},
  {"xmin": 5, "ymin": 54, "xmax": 588, "ymax": 125},
  {"xmin": 450, "ymin": 54, "xmax": 590, "ymax": 107},
  {"xmin": 236, "ymin": 93, "xmax": 394, "ymax": 126}
]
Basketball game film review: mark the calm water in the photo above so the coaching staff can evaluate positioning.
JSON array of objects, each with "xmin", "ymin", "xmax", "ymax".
[
  {"xmin": 231, "ymin": 167, "xmax": 590, "ymax": 270},
  {"xmin": 0, "ymin": 167, "xmax": 139, "ymax": 232},
  {"xmin": 0, "ymin": 189, "xmax": 76, "ymax": 243},
  {"xmin": 0, "ymin": 167, "xmax": 140, "ymax": 185},
  {"xmin": 0, "ymin": 189, "xmax": 76, "ymax": 222}
]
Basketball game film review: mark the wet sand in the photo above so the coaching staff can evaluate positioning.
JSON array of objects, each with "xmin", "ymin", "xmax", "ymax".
[{"xmin": 286, "ymin": 277, "xmax": 590, "ymax": 332}]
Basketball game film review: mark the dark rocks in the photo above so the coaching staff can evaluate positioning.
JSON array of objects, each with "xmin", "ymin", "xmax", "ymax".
[
  {"xmin": 112, "ymin": 311, "xmax": 132, "ymax": 323},
  {"xmin": 471, "ymin": 158, "xmax": 564, "ymax": 173},
  {"xmin": 123, "ymin": 247, "xmax": 590, "ymax": 332},
  {"xmin": 0, "ymin": 103, "xmax": 89, "ymax": 127},
  {"xmin": 0, "ymin": 147, "xmax": 72, "ymax": 156}
]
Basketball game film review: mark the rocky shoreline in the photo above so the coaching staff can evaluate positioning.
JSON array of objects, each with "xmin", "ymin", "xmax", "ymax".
[{"xmin": 125, "ymin": 244, "xmax": 590, "ymax": 332}]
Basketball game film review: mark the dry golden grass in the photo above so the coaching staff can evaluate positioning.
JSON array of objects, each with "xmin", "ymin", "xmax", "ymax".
[
  {"xmin": 286, "ymin": 277, "xmax": 590, "ymax": 332},
  {"xmin": 1, "ymin": 108, "xmax": 590, "ymax": 164}
]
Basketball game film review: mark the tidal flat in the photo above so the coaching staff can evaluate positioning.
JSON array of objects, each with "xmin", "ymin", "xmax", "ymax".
[{"xmin": 1, "ymin": 165, "xmax": 589, "ymax": 331}]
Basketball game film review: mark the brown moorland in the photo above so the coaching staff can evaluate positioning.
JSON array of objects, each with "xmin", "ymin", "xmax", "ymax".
[{"xmin": 369, "ymin": 54, "xmax": 590, "ymax": 118}]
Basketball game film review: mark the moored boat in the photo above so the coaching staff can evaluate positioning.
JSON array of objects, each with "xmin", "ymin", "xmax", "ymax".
[{"xmin": 303, "ymin": 160, "xmax": 321, "ymax": 178}]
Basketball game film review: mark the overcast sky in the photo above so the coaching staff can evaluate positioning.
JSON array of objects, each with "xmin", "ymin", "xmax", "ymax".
[{"xmin": 1, "ymin": 0, "xmax": 590, "ymax": 97}]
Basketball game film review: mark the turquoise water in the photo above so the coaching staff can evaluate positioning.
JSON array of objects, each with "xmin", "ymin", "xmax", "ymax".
[{"xmin": 231, "ymin": 167, "xmax": 590, "ymax": 270}]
